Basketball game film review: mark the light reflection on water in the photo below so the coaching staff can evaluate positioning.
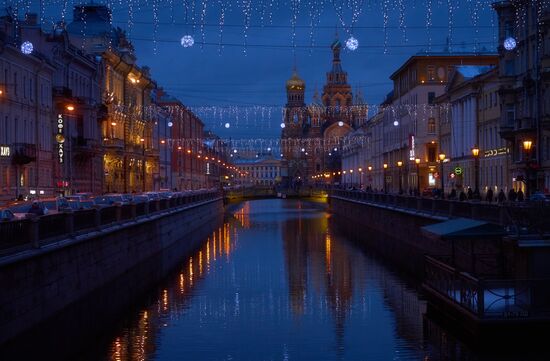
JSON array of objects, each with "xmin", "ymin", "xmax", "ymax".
[{"xmin": 103, "ymin": 199, "xmax": 430, "ymax": 361}]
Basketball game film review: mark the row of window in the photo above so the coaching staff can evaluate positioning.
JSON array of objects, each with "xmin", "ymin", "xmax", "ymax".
[{"xmin": 1, "ymin": 65, "xmax": 53, "ymax": 106}]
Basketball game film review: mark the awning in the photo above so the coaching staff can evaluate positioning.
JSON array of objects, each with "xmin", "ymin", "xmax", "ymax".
[{"xmin": 421, "ymin": 218, "xmax": 505, "ymax": 240}]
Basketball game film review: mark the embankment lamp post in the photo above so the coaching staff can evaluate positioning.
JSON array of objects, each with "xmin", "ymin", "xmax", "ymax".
[
  {"xmin": 523, "ymin": 139, "xmax": 533, "ymax": 198},
  {"xmin": 383, "ymin": 163, "xmax": 388, "ymax": 193},
  {"xmin": 368, "ymin": 165, "xmax": 373, "ymax": 190},
  {"xmin": 439, "ymin": 153, "xmax": 446, "ymax": 199},
  {"xmin": 415, "ymin": 158, "xmax": 421, "ymax": 196},
  {"xmin": 358, "ymin": 167, "xmax": 363, "ymax": 189},
  {"xmin": 472, "ymin": 146, "xmax": 480, "ymax": 192},
  {"xmin": 397, "ymin": 161, "xmax": 403, "ymax": 194}
]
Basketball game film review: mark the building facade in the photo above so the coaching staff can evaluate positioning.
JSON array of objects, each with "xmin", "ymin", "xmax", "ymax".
[
  {"xmin": 437, "ymin": 66, "xmax": 510, "ymax": 196},
  {"xmin": 494, "ymin": 1, "xmax": 550, "ymax": 196},
  {"xmin": 68, "ymin": 4, "xmax": 159, "ymax": 194},
  {"xmin": 0, "ymin": 14, "xmax": 56, "ymax": 202},
  {"xmin": 236, "ymin": 155, "xmax": 283, "ymax": 186},
  {"xmin": 347, "ymin": 52, "xmax": 498, "ymax": 194}
]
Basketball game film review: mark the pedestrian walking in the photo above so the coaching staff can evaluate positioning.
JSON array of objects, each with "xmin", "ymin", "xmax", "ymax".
[
  {"xmin": 508, "ymin": 188, "xmax": 517, "ymax": 202},
  {"xmin": 498, "ymin": 189, "xmax": 506, "ymax": 203},
  {"xmin": 486, "ymin": 188, "xmax": 494, "ymax": 203},
  {"xmin": 517, "ymin": 189, "xmax": 524, "ymax": 202}
]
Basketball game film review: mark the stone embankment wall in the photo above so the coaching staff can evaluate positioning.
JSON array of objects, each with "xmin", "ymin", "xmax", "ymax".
[{"xmin": 0, "ymin": 198, "xmax": 223, "ymax": 344}]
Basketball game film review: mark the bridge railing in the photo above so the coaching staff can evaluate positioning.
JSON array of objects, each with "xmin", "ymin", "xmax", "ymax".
[{"xmin": 0, "ymin": 190, "xmax": 221, "ymax": 254}]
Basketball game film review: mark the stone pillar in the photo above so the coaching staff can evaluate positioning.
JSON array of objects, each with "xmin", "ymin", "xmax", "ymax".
[
  {"xmin": 64, "ymin": 211, "xmax": 75, "ymax": 236},
  {"xmin": 29, "ymin": 218, "xmax": 39, "ymax": 248},
  {"xmin": 115, "ymin": 205, "xmax": 122, "ymax": 222}
]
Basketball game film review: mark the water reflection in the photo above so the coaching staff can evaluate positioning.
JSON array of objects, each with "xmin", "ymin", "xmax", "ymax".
[
  {"xmin": 106, "ymin": 222, "xmax": 235, "ymax": 361},
  {"xmin": 101, "ymin": 199, "xmax": 432, "ymax": 361}
]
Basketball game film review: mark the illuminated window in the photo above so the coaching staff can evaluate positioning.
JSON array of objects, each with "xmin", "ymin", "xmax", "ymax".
[{"xmin": 427, "ymin": 66, "xmax": 436, "ymax": 81}]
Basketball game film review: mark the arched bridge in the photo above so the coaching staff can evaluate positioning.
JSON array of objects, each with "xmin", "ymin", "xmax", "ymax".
[{"xmin": 223, "ymin": 186, "xmax": 329, "ymax": 204}]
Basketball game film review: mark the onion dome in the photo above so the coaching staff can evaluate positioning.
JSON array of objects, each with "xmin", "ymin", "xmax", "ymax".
[{"xmin": 286, "ymin": 70, "xmax": 305, "ymax": 91}]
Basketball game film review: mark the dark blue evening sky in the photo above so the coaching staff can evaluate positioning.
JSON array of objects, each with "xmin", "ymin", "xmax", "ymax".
[{"xmin": 33, "ymin": 1, "xmax": 498, "ymax": 139}]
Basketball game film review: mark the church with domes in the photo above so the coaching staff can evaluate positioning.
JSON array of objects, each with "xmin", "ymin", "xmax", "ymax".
[{"xmin": 281, "ymin": 38, "xmax": 367, "ymax": 185}]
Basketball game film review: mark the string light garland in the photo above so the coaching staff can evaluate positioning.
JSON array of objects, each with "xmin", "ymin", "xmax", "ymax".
[{"xmin": 8, "ymin": 0, "xmax": 504, "ymax": 56}]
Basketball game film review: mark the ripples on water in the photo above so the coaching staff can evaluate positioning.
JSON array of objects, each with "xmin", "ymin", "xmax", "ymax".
[{"xmin": 103, "ymin": 199, "xmax": 433, "ymax": 361}]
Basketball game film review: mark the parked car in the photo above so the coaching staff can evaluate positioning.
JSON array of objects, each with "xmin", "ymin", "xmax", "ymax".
[
  {"xmin": 0, "ymin": 209, "xmax": 15, "ymax": 221},
  {"xmin": 131, "ymin": 195, "xmax": 149, "ymax": 203},
  {"xmin": 529, "ymin": 192, "xmax": 550, "ymax": 202},
  {"xmin": 93, "ymin": 195, "xmax": 125, "ymax": 206},
  {"xmin": 40, "ymin": 198, "xmax": 72, "ymax": 213},
  {"xmin": 67, "ymin": 199, "xmax": 95, "ymax": 211},
  {"xmin": 143, "ymin": 192, "xmax": 160, "ymax": 201},
  {"xmin": 71, "ymin": 192, "xmax": 93, "ymax": 201},
  {"xmin": 8, "ymin": 200, "xmax": 49, "ymax": 217}
]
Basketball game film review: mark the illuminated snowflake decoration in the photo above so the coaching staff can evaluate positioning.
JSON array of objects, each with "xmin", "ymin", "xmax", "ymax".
[
  {"xmin": 504, "ymin": 37, "xmax": 517, "ymax": 51},
  {"xmin": 280, "ymin": 123, "xmax": 286, "ymax": 128},
  {"xmin": 21, "ymin": 41, "xmax": 33, "ymax": 55},
  {"xmin": 225, "ymin": 122, "xmax": 230, "ymax": 128},
  {"xmin": 167, "ymin": 121, "xmax": 173, "ymax": 127},
  {"xmin": 346, "ymin": 37, "xmax": 359, "ymax": 51},
  {"xmin": 180, "ymin": 35, "xmax": 195, "ymax": 48},
  {"xmin": 338, "ymin": 121, "xmax": 344, "ymax": 127},
  {"xmin": 393, "ymin": 120, "xmax": 399, "ymax": 126}
]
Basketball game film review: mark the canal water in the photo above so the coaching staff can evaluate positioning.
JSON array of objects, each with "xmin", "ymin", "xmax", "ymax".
[
  {"xmin": 5, "ymin": 198, "xmax": 534, "ymax": 360},
  {"xmin": 94, "ymin": 199, "xmax": 434, "ymax": 361}
]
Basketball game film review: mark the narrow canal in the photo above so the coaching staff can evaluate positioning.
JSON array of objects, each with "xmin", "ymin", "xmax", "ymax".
[
  {"xmin": 3, "ymin": 199, "xmax": 509, "ymax": 360},
  {"xmin": 93, "ymin": 199, "xmax": 435, "ymax": 361}
]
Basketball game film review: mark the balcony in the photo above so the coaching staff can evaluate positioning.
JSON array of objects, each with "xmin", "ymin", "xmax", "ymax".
[
  {"xmin": 145, "ymin": 148, "xmax": 160, "ymax": 157},
  {"xmin": 102, "ymin": 137, "xmax": 124, "ymax": 150},
  {"xmin": 11, "ymin": 143, "xmax": 36, "ymax": 165},
  {"xmin": 73, "ymin": 137, "xmax": 98, "ymax": 159},
  {"xmin": 499, "ymin": 117, "xmax": 536, "ymax": 140},
  {"xmin": 52, "ymin": 86, "xmax": 73, "ymax": 99}
]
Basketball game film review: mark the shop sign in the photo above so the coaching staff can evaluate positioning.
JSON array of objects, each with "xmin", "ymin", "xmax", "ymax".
[
  {"xmin": 454, "ymin": 167, "xmax": 463, "ymax": 175},
  {"xmin": 0, "ymin": 145, "xmax": 10, "ymax": 157},
  {"xmin": 56, "ymin": 114, "xmax": 65, "ymax": 164},
  {"xmin": 484, "ymin": 147, "xmax": 509, "ymax": 157}
]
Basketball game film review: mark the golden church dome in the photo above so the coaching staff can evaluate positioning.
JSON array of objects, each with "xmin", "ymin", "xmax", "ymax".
[{"xmin": 286, "ymin": 70, "xmax": 305, "ymax": 91}]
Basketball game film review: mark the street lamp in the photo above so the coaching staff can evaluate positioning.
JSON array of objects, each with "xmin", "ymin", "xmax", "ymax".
[
  {"xmin": 471, "ymin": 145, "xmax": 480, "ymax": 192},
  {"xmin": 523, "ymin": 139, "xmax": 533, "ymax": 198},
  {"xmin": 439, "ymin": 153, "xmax": 446, "ymax": 199},
  {"xmin": 383, "ymin": 163, "xmax": 388, "ymax": 193},
  {"xmin": 397, "ymin": 161, "xmax": 403, "ymax": 194},
  {"xmin": 358, "ymin": 167, "xmax": 363, "ymax": 189},
  {"xmin": 140, "ymin": 137, "xmax": 146, "ymax": 192},
  {"xmin": 415, "ymin": 158, "xmax": 421, "ymax": 196}
]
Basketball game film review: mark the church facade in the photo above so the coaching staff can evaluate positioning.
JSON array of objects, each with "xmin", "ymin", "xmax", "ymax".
[{"xmin": 281, "ymin": 38, "xmax": 366, "ymax": 186}]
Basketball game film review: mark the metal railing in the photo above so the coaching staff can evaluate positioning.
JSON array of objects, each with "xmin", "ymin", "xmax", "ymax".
[
  {"xmin": 329, "ymin": 189, "xmax": 550, "ymax": 229},
  {"xmin": 0, "ymin": 191, "xmax": 220, "ymax": 254},
  {"xmin": 424, "ymin": 255, "xmax": 550, "ymax": 320}
]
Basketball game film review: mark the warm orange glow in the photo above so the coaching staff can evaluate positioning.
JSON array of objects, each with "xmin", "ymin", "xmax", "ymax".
[
  {"xmin": 383, "ymin": 163, "xmax": 388, "ymax": 169},
  {"xmin": 66, "ymin": 104, "xmax": 75, "ymax": 111},
  {"xmin": 358, "ymin": 167, "xmax": 362, "ymax": 172},
  {"xmin": 161, "ymin": 140, "xmax": 165, "ymax": 144},
  {"xmin": 187, "ymin": 149, "xmax": 191, "ymax": 154},
  {"xmin": 368, "ymin": 166, "xmax": 373, "ymax": 171},
  {"xmin": 140, "ymin": 138, "xmax": 145, "ymax": 142},
  {"xmin": 415, "ymin": 158, "xmax": 421, "ymax": 165},
  {"xmin": 111, "ymin": 121, "xmax": 116, "ymax": 126},
  {"xmin": 523, "ymin": 140, "xmax": 533, "ymax": 151},
  {"xmin": 471, "ymin": 146, "xmax": 480, "ymax": 157},
  {"xmin": 178, "ymin": 146, "xmax": 182, "ymax": 150},
  {"xmin": 397, "ymin": 161, "xmax": 403, "ymax": 167},
  {"xmin": 439, "ymin": 153, "xmax": 446, "ymax": 161}
]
